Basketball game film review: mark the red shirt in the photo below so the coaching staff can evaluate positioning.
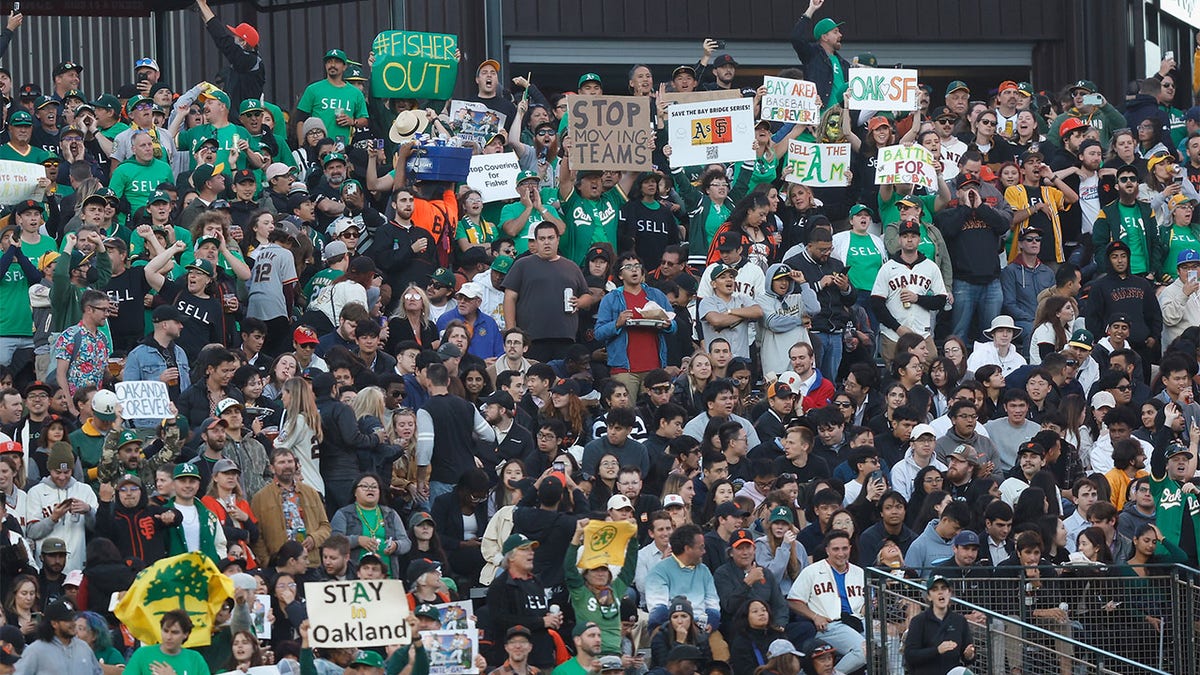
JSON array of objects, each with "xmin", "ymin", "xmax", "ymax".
[{"xmin": 618, "ymin": 289, "xmax": 661, "ymax": 373}]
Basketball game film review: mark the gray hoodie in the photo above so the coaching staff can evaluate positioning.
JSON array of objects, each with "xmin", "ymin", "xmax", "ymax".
[
  {"xmin": 756, "ymin": 262, "xmax": 820, "ymax": 376},
  {"xmin": 1117, "ymin": 500, "xmax": 1157, "ymax": 541}
]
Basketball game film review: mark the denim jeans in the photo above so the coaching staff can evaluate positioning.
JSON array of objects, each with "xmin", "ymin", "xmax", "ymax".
[
  {"xmin": 0, "ymin": 336, "xmax": 32, "ymax": 367},
  {"xmin": 819, "ymin": 620, "xmax": 867, "ymax": 673},
  {"xmin": 813, "ymin": 332, "xmax": 843, "ymax": 382},
  {"xmin": 950, "ymin": 278, "xmax": 1002, "ymax": 343}
]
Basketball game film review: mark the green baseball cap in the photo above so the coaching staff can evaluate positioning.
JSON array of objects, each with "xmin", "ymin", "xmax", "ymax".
[
  {"xmin": 346, "ymin": 65, "xmax": 367, "ymax": 82},
  {"xmin": 769, "ymin": 505, "xmax": 795, "ymax": 524},
  {"xmin": 238, "ymin": 99, "xmax": 266, "ymax": 115},
  {"xmin": 429, "ymin": 267, "xmax": 456, "ymax": 288},
  {"xmin": 126, "ymin": 95, "xmax": 151, "ymax": 110},
  {"xmin": 116, "ymin": 429, "xmax": 141, "ymax": 449},
  {"xmin": 186, "ymin": 258, "xmax": 216, "ymax": 277},
  {"xmin": 190, "ymin": 163, "xmax": 227, "ymax": 189},
  {"xmin": 202, "ymin": 89, "xmax": 231, "ymax": 108},
  {"xmin": 515, "ymin": 170, "xmax": 540, "ymax": 185},
  {"xmin": 708, "ymin": 263, "xmax": 737, "ymax": 281},
  {"xmin": 1070, "ymin": 79, "xmax": 1098, "ymax": 94},
  {"xmin": 813, "ymin": 17, "xmax": 843, "ymax": 39},
  {"xmin": 173, "ymin": 462, "xmax": 200, "ymax": 479},
  {"xmin": 147, "ymin": 190, "xmax": 171, "ymax": 205},
  {"xmin": 848, "ymin": 204, "xmax": 873, "ymax": 218},
  {"xmin": 491, "ymin": 255, "xmax": 514, "ymax": 274},
  {"xmin": 578, "ymin": 72, "xmax": 602, "ymax": 88},
  {"xmin": 322, "ymin": 152, "xmax": 348, "ymax": 166},
  {"xmin": 1017, "ymin": 82, "xmax": 1034, "ymax": 97},
  {"xmin": 945, "ymin": 80, "xmax": 969, "ymax": 96},
  {"xmin": 350, "ymin": 651, "xmax": 384, "ymax": 668},
  {"xmin": 324, "ymin": 48, "xmax": 348, "ymax": 63},
  {"xmin": 191, "ymin": 135, "xmax": 219, "ymax": 153},
  {"xmin": 502, "ymin": 533, "xmax": 539, "ymax": 555},
  {"xmin": 91, "ymin": 94, "xmax": 120, "ymax": 111},
  {"xmin": 8, "ymin": 110, "xmax": 32, "ymax": 126}
]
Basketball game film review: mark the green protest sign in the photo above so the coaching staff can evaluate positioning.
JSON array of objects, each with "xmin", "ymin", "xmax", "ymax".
[{"xmin": 370, "ymin": 31, "xmax": 459, "ymax": 100}]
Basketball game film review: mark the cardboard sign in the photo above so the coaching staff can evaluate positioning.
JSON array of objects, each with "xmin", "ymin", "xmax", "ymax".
[
  {"xmin": 875, "ymin": 144, "xmax": 940, "ymax": 190},
  {"xmin": 448, "ymin": 100, "xmax": 507, "ymax": 148},
  {"xmin": 566, "ymin": 95, "xmax": 653, "ymax": 171},
  {"xmin": 846, "ymin": 67, "xmax": 920, "ymax": 111},
  {"xmin": 660, "ymin": 89, "xmax": 742, "ymax": 105},
  {"xmin": 370, "ymin": 31, "xmax": 459, "ymax": 99},
  {"xmin": 667, "ymin": 97, "xmax": 755, "ymax": 168},
  {"xmin": 115, "ymin": 380, "xmax": 172, "ymax": 420},
  {"xmin": 0, "ymin": 160, "xmax": 46, "ymax": 205},
  {"xmin": 761, "ymin": 76, "xmax": 821, "ymax": 125},
  {"xmin": 467, "ymin": 153, "xmax": 521, "ymax": 202},
  {"xmin": 305, "ymin": 580, "xmax": 411, "ymax": 648},
  {"xmin": 785, "ymin": 141, "xmax": 851, "ymax": 186}
]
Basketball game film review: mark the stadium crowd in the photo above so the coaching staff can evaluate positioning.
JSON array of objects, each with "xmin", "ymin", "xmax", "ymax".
[{"xmin": 1, "ymin": 0, "xmax": 1200, "ymax": 673}]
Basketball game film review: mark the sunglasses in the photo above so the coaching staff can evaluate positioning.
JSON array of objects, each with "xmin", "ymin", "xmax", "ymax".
[
  {"xmin": 1117, "ymin": 176, "xmax": 1139, "ymax": 183},
  {"xmin": 977, "ymin": 119, "xmax": 997, "ymax": 126}
]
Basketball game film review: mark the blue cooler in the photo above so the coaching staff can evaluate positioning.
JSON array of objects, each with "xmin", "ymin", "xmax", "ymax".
[{"xmin": 407, "ymin": 145, "xmax": 473, "ymax": 182}]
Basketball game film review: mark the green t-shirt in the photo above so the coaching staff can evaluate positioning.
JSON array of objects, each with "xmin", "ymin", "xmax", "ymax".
[
  {"xmin": 19, "ymin": 234, "xmax": 57, "ymax": 265},
  {"xmin": 178, "ymin": 123, "xmax": 257, "ymax": 172},
  {"xmin": 124, "ymin": 645, "xmax": 210, "ymax": 675},
  {"xmin": 0, "ymin": 142, "xmax": 50, "ymax": 164},
  {"xmin": 99, "ymin": 121, "xmax": 130, "ymax": 142},
  {"xmin": 1164, "ymin": 224, "xmax": 1200, "ymax": 279},
  {"xmin": 109, "ymin": 158, "xmax": 175, "ymax": 214},
  {"xmin": 703, "ymin": 202, "xmax": 731, "ymax": 250},
  {"xmin": 297, "ymin": 79, "xmax": 369, "ymax": 143},
  {"xmin": 1117, "ymin": 201, "xmax": 1149, "ymax": 275},
  {"xmin": 917, "ymin": 223, "xmax": 937, "ymax": 262},
  {"xmin": 878, "ymin": 191, "xmax": 936, "ymax": 235},
  {"xmin": 455, "ymin": 216, "xmax": 498, "ymax": 246},
  {"xmin": 845, "ymin": 232, "xmax": 884, "ymax": 290},
  {"xmin": 829, "ymin": 58, "xmax": 847, "ymax": 111},
  {"xmin": 552, "ymin": 657, "xmax": 590, "ymax": 675},
  {"xmin": 561, "ymin": 186, "xmax": 627, "ymax": 264},
  {"xmin": 0, "ymin": 253, "xmax": 34, "ymax": 337},
  {"xmin": 130, "ymin": 225, "xmax": 193, "ymax": 257},
  {"xmin": 499, "ymin": 201, "xmax": 562, "ymax": 254},
  {"xmin": 303, "ymin": 267, "xmax": 343, "ymax": 304}
]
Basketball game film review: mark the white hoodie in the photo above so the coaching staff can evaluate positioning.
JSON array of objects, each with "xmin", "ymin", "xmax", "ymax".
[{"xmin": 25, "ymin": 475, "xmax": 98, "ymax": 571}]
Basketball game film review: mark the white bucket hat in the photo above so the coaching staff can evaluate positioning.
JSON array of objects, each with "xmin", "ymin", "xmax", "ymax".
[{"xmin": 983, "ymin": 315, "xmax": 1022, "ymax": 339}]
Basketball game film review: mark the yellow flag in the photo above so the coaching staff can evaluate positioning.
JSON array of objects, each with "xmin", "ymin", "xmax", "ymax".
[
  {"xmin": 114, "ymin": 551, "xmax": 236, "ymax": 647},
  {"xmin": 577, "ymin": 520, "xmax": 637, "ymax": 570}
]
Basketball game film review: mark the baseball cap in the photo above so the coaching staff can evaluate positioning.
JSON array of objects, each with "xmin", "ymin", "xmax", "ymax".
[
  {"xmin": 1179, "ymin": 249, "xmax": 1200, "ymax": 267},
  {"xmin": 766, "ymin": 380, "xmax": 794, "ymax": 399},
  {"xmin": 716, "ymin": 501, "xmax": 749, "ymax": 518},
  {"xmin": 812, "ymin": 17, "xmax": 843, "ymax": 39},
  {"xmin": 947, "ymin": 444, "xmax": 979, "ymax": 465},
  {"xmin": 926, "ymin": 574, "xmax": 952, "ymax": 591},
  {"xmin": 1146, "ymin": 151, "xmax": 1176, "ymax": 173},
  {"xmin": 215, "ymin": 398, "xmax": 243, "ymax": 416},
  {"xmin": 115, "ymin": 429, "xmax": 141, "ymax": 449},
  {"xmin": 708, "ymin": 263, "xmax": 738, "ymax": 281},
  {"xmin": 506, "ymin": 625, "xmax": 533, "ymax": 642},
  {"xmin": 1067, "ymin": 329, "xmax": 1094, "ymax": 351},
  {"xmin": 480, "ymin": 390, "xmax": 516, "ymax": 411},
  {"xmin": 322, "ymin": 240, "xmax": 349, "ymax": 261},
  {"xmin": 607, "ymin": 494, "xmax": 633, "ymax": 511},
  {"xmin": 767, "ymin": 639, "xmax": 803, "ymax": 660},
  {"xmin": 226, "ymin": 22, "xmax": 260, "ymax": 48},
  {"xmin": 436, "ymin": 342, "xmax": 463, "ymax": 359},
  {"xmin": 491, "ymin": 255, "xmax": 514, "ymax": 274},
  {"xmin": 715, "ymin": 230, "xmax": 745, "ymax": 252},
  {"xmin": 54, "ymin": 60, "xmax": 83, "ymax": 77},
  {"xmin": 958, "ymin": 175, "xmax": 981, "ymax": 189},
  {"xmin": 477, "ymin": 59, "xmax": 501, "ymax": 74},
  {"xmin": 61, "ymin": 573, "xmax": 84, "ymax": 590},
  {"xmin": 408, "ymin": 511, "xmax": 435, "ymax": 528},
  {"xmin": 730, "ymin": 528, "xmax": 755, "ymax": 548},
  {"xmin": 998, "ymin": 80, "xmax": 1019, "ymax": 93},
  {"xmin": 429, "ymin": 267, "xmax": 457, "ymax": 288},
  {"xmin": 945, "ymin": 80, "xmax": 969, "ymax": 96},
  {"xmin": 43, "ymin": 600, "xmax": 76, "ymax": 622},
  {"xmin": 322, "ymin": 151, "xmax": 348, "ymax": 167},
  {"xmin": 152, "ymin": 304, "xmax": 184, "ymax": 324},
  {"xmin": 768, "ymin": 505, "xmax": 795, "ymax": 524},
  {"xmin": 1170, "ymin": 193, "xmax": 1197, "ymax": 212},
  {"xmin": 323, "ymin": 48, "xmax": 348, "ymax": 63},
  {"xmin": 663, "ymin": 494, "xmax": 685, "ymax": 508},
  {"xmin": 897, "ymin": 220, "xmax": 921, "ymax": 237},
  {"xmin": 92, "ymin": 389, "xmax": 118, "ymax": 421},
  {"xmin": 573, "ymin": 621, "xmax": 601, "ymax": 637},
  {"xmin": 198, "ymin": 417, "xmax": 228, "ymax": 435},
  {"xmin": 515, "ymin": 169, "xmax": 540, "ymax": 185},
  {"xmin": 1017, "ymin": 82, "xmax": 1035, "ymax": 97},
  {"xmin": 41, "ymin": 537, "xmax": 69, "ymax": 554},
  {"xmin": 952, "ymin": 530, "xmax": 980, "ymax": 547},
  {"xmin": 265, "ymin": 163, "xmax": 295, "ymax": 182},
  {"xmin": 17, "ymin": 83, "xmax": 40, "ymax": 99},
  {"xmin": 1017, "ymin": 441, "xmax": 1045, "ymax": 457},
  {"xmin": 8, "ymin": 110, "xmax": 32, "ymax": 126},
  {"xmin": 502, "ymin": 533, "xmax": 539, "ymax": 554},
  {"xmin": 1165, "ymin": 442, "xmax": 1194, "ymax": 460},
  {"xmin": 672, "ymin": 65, "xmax": 697, "ymax": 79},
  {"xmin": 578, "ymin": 72, "xmax": 602, "ymax": 88},
  {"xmin": 351, "ymin": 651, "xmax": 385, "ymax": 668},
  {"xmin": 1071, "ymin": 79, "xmax": 1098, "ymax": 93},
  {"xmin": 33, "ymin": 95, "xmax": 57, "ymax": 110},
  {"xmin": 1091, "ymin": 391, "xmax": 1116, "ymax": 410},
  {"xmin": 910, "ymin": 423, "xmax": 937, "ymax": 440},
  {"xmin": 173, "ymin": 462, "xmax": 201, "ymax": 479},
  {"xmin": 293, "ymin": 326, "xmax": 319, "ymax": 345},
  {"xmin": 455, "ymin": 281, "xmax": 485, "ymax": 300},
  {"xmin": 185, "ymin": 258, "xmax": 216, "ymax": 278},
  {"xmin": 201, "ymin": 89, "xmax": 230, "ymax": 108},
  {"xmin": 598, "ymin": 655, "xmax": 625, "ymax": 671},
  {"xmin": 712, "ymin": 53, "xmax": 738, "ymax": 68},
  {"xmin": 190, "ymin": 163, "xmax": 227, "ymax": 189}
]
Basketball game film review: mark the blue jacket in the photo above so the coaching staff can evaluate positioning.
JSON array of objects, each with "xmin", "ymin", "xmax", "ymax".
[
  {"xmin": 436, "ymin": 307, "xmax": 504, "ymax": 359},
  {"xmin": 594, "ymin": 284, "xmax": 676, "ymax": 370},
  {"xmin": 122, "ymin": 338, "xmax": 191, "ymax": 429}
]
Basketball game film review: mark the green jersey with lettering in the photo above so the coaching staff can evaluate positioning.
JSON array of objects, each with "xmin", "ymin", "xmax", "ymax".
[
  {"xmin": 178, "ymin": 123, "xmax": 257, "ymax": 172},
  {"xmin": 109, "ymin": 158, "xmax": 175, "ymax": 214},
  {"xmin": 1164, "ymin": 224, "xmax": 1200, "ymax": 279},
  {"xmin": 303, "ymin": 267, "xmax": 343, "ymax": 304},
  {"xmin": 1149, "ymin": 474, "xmax": 1200, "ymax": 561},
  {"xmin": 499, "ymin": 201, "xmax": 562, "ymax": 255},
  {"xmin": 561, "ymin": 186, "xmax": 627, "ymax": 264},
  {"xmin": 845, "ymin": 232, "xmax": 884, "ymax": 290},
  {"xmin": 0, "ymin": 142, "xmax": 50, "ymax": 165},
  {"xmin": 0, "ymin": 251, "xmax": 34, "ymax": 337},
  {"xmin": 1117, "ymin": 202, "xmax": 1149, "ymax": 275},
  {"xmin": 296, "ymin": 79, "xmax": 369, "ymax": 143}
]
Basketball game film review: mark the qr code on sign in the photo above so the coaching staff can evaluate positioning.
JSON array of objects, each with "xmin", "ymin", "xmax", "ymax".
[{"xmin": 705, "ymin": 146, "xmax": 719, "ymax": 160}]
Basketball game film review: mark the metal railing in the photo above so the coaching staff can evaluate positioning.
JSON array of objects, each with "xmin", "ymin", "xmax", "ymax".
[{"xmin": 863, "ymin": 564, "xmax": 1200, "ymax": 675}]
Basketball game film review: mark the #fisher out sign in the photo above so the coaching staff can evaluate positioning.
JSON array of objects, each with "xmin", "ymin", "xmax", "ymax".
[
  {"xmin": 566, "ymin": 95, "xmax": 653, "ymax": 171},
  {"xmin": 761, "ymin": 76, "xmax": 821, "ymax": 125},
  {"xmin": 846, "ymin": 67, "xmax": 920, "ymax": 111},
  {"xmin": 305, "ymin": 580, "xmax": 411, "ymax": 648},
  {"xmin": 875, "ymin": 144, "xmax": 940, "ymax": 190},
  {"xmin": 785, "ymin": 141, "xmax": 851, "ymax": 187},
  {"xmin": 370, "ymin": 31, "xmax": 459, "ymax": 100},
  {"xmin": 667, "ymin": 97, "xmax": 755, "ymax": 168}
]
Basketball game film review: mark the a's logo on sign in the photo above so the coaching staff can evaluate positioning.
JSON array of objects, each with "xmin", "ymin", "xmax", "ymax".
[
  {"xmin": 691, "ymin": 117, "xmax": 733, "ymax": 145},
  {"xmin": 589, "ymin": 524, "xmax": 617, "ymax": 551}
]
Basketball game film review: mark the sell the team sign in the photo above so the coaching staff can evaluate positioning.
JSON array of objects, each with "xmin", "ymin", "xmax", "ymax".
[
  {"xmin": 785, "ymin": 141, "xmax": 850, "ymax": 187},
  {"xmin": 567, "ymin": 95, "xmax": 653, "ymax": 171},
  {"xmin": 846, "ymin": 67, "xmax": 920, "ymax": 111},
  {"xmin": 667, "ymin": 97, "xmax": 755, "ymax": 168},
  {"xmin": 875, "ymin": 144, "xmax": 939, "ymax": 190},
  {"xmin": 370, "ymin": 31, "xmax": 459, "ymax": 99},
  {"xmin": 761, "ymin": 76, "xmax": 821, "ymax": 125},
  {"xmin": 467, "ymin": 152, "xmax": 521, "ymax": 203},
  {"xmin": 305, "ymin": 580, "xmax": 411, "ymax": 648}
]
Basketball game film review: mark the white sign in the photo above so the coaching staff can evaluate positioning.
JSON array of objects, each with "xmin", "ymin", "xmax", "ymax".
[
  {"xmin": 0, "ymin": 160, "xmax": 46, "ymax": 205},
  {"xmin": 667, "ymin": 98, "xmax": 755, "ymax": 168},
  {"xmin": 115, "ymin": 380, "xmax": 172, "ymax": 420},
  {"xmin": 875, "ymin": 144, "xmax": 940, "ymax": 190},
  {"xmin": 467, "ymin": 153, "xmax": 521, "ymax": 203},
  {"xmin": 305, "ymin": 580, "xmax": 411, "ymax": 648},
  {"xmin": 846, "ymin": 67, "xmax": 920, "ymax": 111},
  {"xmin": 785, "ymin": 141, "xmax": 851, "ymax": 186},
  {"xmin": 761, "ymin": 76, "xmax": 821, "ymax": 125}
]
